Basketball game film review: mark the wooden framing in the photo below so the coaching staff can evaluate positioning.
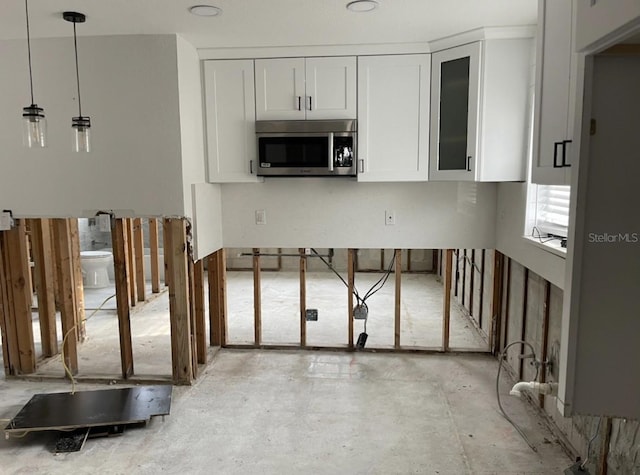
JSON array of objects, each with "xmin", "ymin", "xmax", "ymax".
[
  {"xmin": 52, "ymin": 219, "xmax": 78, "ymax": 376},
  {"xmin": 469, "ymin": 249, "xmax": 475, "ymax": 316},
  {"xmin": 164, "ymin": 218, "xmax": 193, "ymax": 384},
  {"xmin": 194, "ymin": 259, "xmax": 207, "ymax": 364},
  {"xmin": 519, "ymin": 268, "xmax": 529, "ymax": 380},
  {"xmin": 347, "ymin": 248, "xmax": 355, "ymax": 349},
  {"xmin": 0, "ymin": 233, "xmax": 14, "ymax": 375},
  {"xmin": 28, "ymin": 219, "xmax": 58, "ymax": 357},
  {"xmin": 252, "ymin": 248, "xmax": 262, "ymax": 345},
  {"xmin": 133, "ymin": 218, "xmax": 146, "ymax": 302},
  {"xmin": 69, "ymin": 219, "xmax": 86, "ymax": 341},
  {"xmin": 462, "ymin": 249, "xmax": 467, "ymax": 306},
  {"xmin": 539, "ymin": 280, "xmax": 551, "ymax": 407},
  {"xmin": 149, "ymin": 218, "xmax": 161, "ymax": 293},
  {"xmin": 502, "ymin": 258, "xmax": 512, "ymax": 350},
  {"xmin": 394, "ymin": 249, "xmax": 401, "ymax": 348},
  {"xmin": 599, "ymin": 417, "xmax": 613, "ymax": 475},
  {"xmin": 187, "ymin": 257, "xmax": 198, "ymax": 378},
  {"xmin": 454, "ymin": 249, "xmax": 459, "ymax": 297},
  {"xmin": 299, "ymin": 248, "xmax": 307, "ymax": 347},
  {"xmin": 442, "ymin": 249, "xmax": 453, "ymax": 352},
  {"xmin": 478, "ymin": 249, "xmax": 485, "ymax": 327},
  {"xmin": 111, "ymin": 218, "xmax": 134, "ymax": 379},
  {"xmin": 208, "ymin": 249, "xmax": 227, "ymax": 347},
  {"xmin": 489, "ymin": 251, "xmax": 504, "ymax": 355},
  {"xmin": 126, "ymin": 219, "xmax": 137, "ymax": 306}
]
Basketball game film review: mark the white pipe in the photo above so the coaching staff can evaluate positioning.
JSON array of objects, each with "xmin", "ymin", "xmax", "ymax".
[{"xmin": 510, "ymin": 381, "xmax": 558, "ymax": 397}]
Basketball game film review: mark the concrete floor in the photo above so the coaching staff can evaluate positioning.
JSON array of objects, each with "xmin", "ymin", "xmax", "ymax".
[{"xmin": 0, "ymin": 350, "xmax": 572, "ymax": 474}]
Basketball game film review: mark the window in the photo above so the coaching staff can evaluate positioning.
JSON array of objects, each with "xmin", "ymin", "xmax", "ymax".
[{"xmin": 531, "ymin": 184, "xmax": 570, "ymax": 245}]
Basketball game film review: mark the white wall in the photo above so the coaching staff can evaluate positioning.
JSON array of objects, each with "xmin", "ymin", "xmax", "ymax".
[
  {"xmin": 192, "ymin": 183, "xmax": 223, "ymax": 260},
  {"xmin": 176, "ymin": 35, "xmax": 207, "ymax": 220},
  {"xmin": 495, "ymin": 182, "xmax": 566, "ymax": 288},
  {"xmin": 0, "ymin": 35, "xmax": 185, "ymax": 218},
  {"xmin": 220, "ymin": 180, "xmax": 497, "ymax": 249},
  {"xmin": 575, "ymin": 0, "xmax": 640, "ymax": 51}
]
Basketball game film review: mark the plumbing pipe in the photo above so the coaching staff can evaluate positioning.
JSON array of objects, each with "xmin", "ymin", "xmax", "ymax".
[{"xmin": 510, "ymin": 381, "xmax": 558, "ymax": 397}]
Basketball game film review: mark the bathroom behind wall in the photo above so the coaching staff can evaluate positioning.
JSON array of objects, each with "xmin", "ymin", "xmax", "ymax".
[{"xmin": 78, "ymin": 218, "xmax": 164, "ymax": 252}]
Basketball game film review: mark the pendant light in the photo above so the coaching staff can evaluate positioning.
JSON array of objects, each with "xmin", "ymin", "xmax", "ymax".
[
  {"xmin": 63, "ymin": 11, "xmax": 91, "ymax": 153},
  {"xmin": 22, "ymin": 0, "xmax": 46, "ymax": 148}
]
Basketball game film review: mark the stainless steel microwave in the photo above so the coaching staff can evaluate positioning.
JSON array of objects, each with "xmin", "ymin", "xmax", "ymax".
[{"xmin": 256, "ymin": 120, "xmax": 357, "ymax": 177}]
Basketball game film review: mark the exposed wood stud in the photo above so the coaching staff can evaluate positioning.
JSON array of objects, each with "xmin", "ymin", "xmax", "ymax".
[
  {"xmin": 394, "ymin": 249, "xmax": 402, "ymax": 348},
  {"xmin": 443, "ymin": 249, "xmax": 453, "ymax": 352},
  {"xmin": 111, "ymin": 218, "xmax": 134, "ymax": 379},
  {"xmin": 126, "ymin": 219, "xmax": 137, "ymax": 306},
  {"xmin": 162, "ymin": 220, "xmax": 170, "ymax": 288},
  {"xmin": 187, "ymin": 257, "xmax": 198, "ymax": 378},
  {"xmin": 479, "ymin": 249, "xmax": 486, "ymax": 328},
  {"xmin": 454, "ymin": 249, "xmax": 459, "ymax": 297},
  {"xmin": 193, "ymin": 259, "xmax": 206, "ymax": 364},
  {"xmin": 299, "ymin": 248, "xmax": 307, "ymax": 347},
  {"xmin": 133, "ymin": 218, "xmax": 146, "ymax": 302},
  {"xmin": 462, "ymin": 249, "xmax": 467, "ymax": 306},
  {"xmin": 489, "ymin": 251, "xmax": 504, "ymax": 356},
  {"xmin": 69, "ymin": 219, "xmax": 86, "ymax": 342},
  {"xmin": 348, "ymin": 248, "xmax": 355, "ymax": 349},
  {"xmin": 29, "ymin": 219, "xmax": 58, "ymax": 357},
  {"xmin": 164, "ymin": 218, "xmax": 193, "ymax": 384},
  {"xmin": 207, "ymin": 253, "xmax": 218, "ymax": 346},
  {"xmin": 149, "ymin": 218, "xmax": 161, "ymax": 293},
  {"xmin": 469, "ymin": 249, "xmax": 475, "ymax": 316},
  {"xmin": 433, "ymin": 249, "xmax": 439, "ymax": 274},
  {"xmin": 599, "ymin": 417, "xmax": 613, "ymax": 475},
  {"xmin": 53, "ymin": 219, "xmax": 78, "ymax": 376},
  {"xmin": 539, "ymin": 280, "xmax": 551, "ymax": 407},
  {"xmin": 0, "ymin": 235, "xmax": 14, "ymax": 375},
  {"xmin": 502, "ymin": 258, "xmax": 512, "ymax": 351},
  {"xmin": 519, "ymin": 268, "xmax": 529, "ymax": 380},
  {"xmin": 217, "ymin": 249, "xmax": 228, "ymax": 346},
  {"xmin": 253, "ymin": 248, "xmax": 262, "ymax": 345}
]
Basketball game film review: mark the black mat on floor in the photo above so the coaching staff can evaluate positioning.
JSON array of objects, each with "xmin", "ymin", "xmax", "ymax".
[{"xmin": 4, "ymin": 385, "xmax": 172, "ymax": 434}]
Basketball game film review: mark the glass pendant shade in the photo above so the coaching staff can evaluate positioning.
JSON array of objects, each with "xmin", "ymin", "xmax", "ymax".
[
  {"xmin": 72, "ymin": 116, "xmax": 91, "ymax": 153},
  {"xmin": 22, "ymin": 104, "xmax": 46, "ymax": 147}
]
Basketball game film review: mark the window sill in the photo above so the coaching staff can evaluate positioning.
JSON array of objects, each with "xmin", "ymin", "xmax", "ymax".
[{"xmin": 523, "ymin": 236, "xmax": 567, "ymax": 259}]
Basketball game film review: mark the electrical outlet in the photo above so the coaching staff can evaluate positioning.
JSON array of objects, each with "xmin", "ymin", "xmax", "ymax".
[
  {"xmin": 385, "ymin": 210, "xmax": 395, "ymax": 226},
  {"xmin": 0, "ymin": 211, "xmax": 13, "ymax": 231},
  {"xmin": 255, "ymin": 209, "xmax": 266, "ymax": 225},
  {"xmin": 305, "ymin": 309, "xmax": 318, "ymax": 321}
]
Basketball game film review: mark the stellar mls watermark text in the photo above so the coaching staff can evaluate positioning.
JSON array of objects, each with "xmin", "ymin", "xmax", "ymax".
[{"xmin": 588, "ymin": 232, "xmax": 639, "ymax": 243}]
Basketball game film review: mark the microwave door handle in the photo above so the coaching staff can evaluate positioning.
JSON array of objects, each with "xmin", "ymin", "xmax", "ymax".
[{"xmin": 328, "ymin": 133, "xmax": 334, "ymax": 171}]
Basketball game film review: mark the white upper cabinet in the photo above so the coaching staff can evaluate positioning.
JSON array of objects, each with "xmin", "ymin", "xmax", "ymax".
[
  {"xmin": 203, "ymin": 59, "xmax": 260, "ymax": 183},
  {"xmin": 255, "ymin": 56, "xmax": 356, "ymax": 120},
  {"xmin": 531, "ymin": 0, "xmax": 573, "ymax": 185},
  {"xmin": 357, "ymin": 54, "xmax": 430, "ymax": 182},
  {"xmin": 430, "ymin": 39, "xmax": 531, "ymax": 182}
]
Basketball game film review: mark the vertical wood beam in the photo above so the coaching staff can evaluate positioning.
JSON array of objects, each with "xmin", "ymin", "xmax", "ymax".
[
  {"xmin": 194, "ymin": 259, "xmax": 206, "ymax": 364},
  {"xmin": 111, "ymin": 218, "xmax": 134, "ymax": 379},
  {"xmin": 53, "ymin": 219, "xmax": 78, "ymax": 376},
  {"xmin": 348, "ymin": 248, "xmax": 355, "ymax": 349},
  {"xmin": 442, "ymin": 249, "xmax": 453, "ymax": 352},
  {"xmin": 217, "ymin": 249, "xmax": 227, "ymax": 346},
  {"xmin": 478, "ymin": 249, "xmax": 485, "ymax": 328},
  {"xmin": 29, "ymin": 219, "xmax": 58, "ymax": 357},
  {"xmin": 133, "ymin": 218, "xmax": 146, "ymax": 302},
  {"xmin": 149, "ymin": 218, "xmax": 161, "ymax": 293},
  {"xmin": 598, "ymin": 418, "xmax": 613, "ymax": 475},
  {"xmin": 462, "ymin": 249, "xmax": 467, "ymax": 306},
  {"xmin": 394, "ymin": 249, "xmax": 402, "ymax": 348},
  {"xmin": 299, "ymin": 248, "xmax": 307, "ymax": 347},
  {"xmin": 252, "ymin": 248, "xmax": 261, "ymax": 346},
  {"xmin": 502, "ymin": 258, "xmax": 512, "ymax": 350},
  {"xmin": 126, "ymin": 219, "xmax": 137, "ymax": 306},
  {"xmin": 454, "ymin": 250, "xmax": 459, "ymax": 297},
  {"xmin": 469, "ymin": 249, "xmax": 475, "ymax": 316},
  {"xmin": 519, "ymin": 268, "xmax": 529, "ymax": 380},
  {"xmin": 0, "ymin": 235, "xmax": 15, "ymax": 375},
  {"xmin": 162, "ymin": 223, "xmax": 170, "ymax": 288},
  {"xmin": 538, "ymin": 280, "xmax": 551, "ymax": 407},
  {"xmin": 69, "ymin": 219, "xmax": 86, "ymax": 342},
  {"xmin": 165, "ymin": 218, "xmax": 193, "ymax": 384},
  {"xmin": 432, "ymin": 249, "xmax": 439, "ymax": 274},
  {"xmin": 208, "ymin": 253, "xmax": 221, "ymax": 346},
  {"xmin": 490, "ymin": 250, "xmax": 504, "ymax": 356},
  {"xmin": 187, "ymin": 257, "xmax": 198, "ymax": 378}
]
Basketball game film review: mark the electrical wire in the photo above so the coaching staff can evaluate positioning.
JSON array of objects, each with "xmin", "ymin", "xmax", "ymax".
[
  {"xmin": 581, "ymin": 416, "xmax": 602, "ymax": 470},
  {"xmin": 496, "ymin": 340, "xmax": 540, "ymax": 453},
  {"xmin": 531, "ymin": 226, "xmax": 562, "ymax": 244},
  {"xmin": 60, "ymin": 293, "xmax": 116, "ymax": 395}
]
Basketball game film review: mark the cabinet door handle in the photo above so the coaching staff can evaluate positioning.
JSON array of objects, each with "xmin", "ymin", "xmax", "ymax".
[
  {"xmin": 358, "ymin": 159, "xmax": 364, "ymax": 174},
  {"xmin": 561, "ymin": 140, "xmax": 572, "ymax": 167},
  {"xmin": 307, "ymin": 96, "xmax": 312, "ymax": 111},
  {"xmin": 297, "ymin": 96, "xmax": 302, "ymax": 111},
  {"xmin": 466, "ymin": 156, "xmax": 472, "ymax": 172},
  {"xmin": 328, "ymin": 133, "xmax": 334, "ymax": 171},
  {"xmin": 250, "ymin": 160, "xmax": 254, "ymax": 174},
  {"xmin": 553, "ymin": 141, "xmax": 562, "ymax": 168}
]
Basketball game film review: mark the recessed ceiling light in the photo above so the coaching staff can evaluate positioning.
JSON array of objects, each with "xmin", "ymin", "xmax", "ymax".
[
  {"xmin": 346, "ymin": 0, "xmax": 379, "ymax": 12},
  {"xmin": 189, "ymin": 5, "xmax": 222, "ymax": 17}
]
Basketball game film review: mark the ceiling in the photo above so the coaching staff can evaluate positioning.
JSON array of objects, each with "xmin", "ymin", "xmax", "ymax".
[{"xmin": 1, "ymin": 0, "xmax": 537, "ymax": 49}]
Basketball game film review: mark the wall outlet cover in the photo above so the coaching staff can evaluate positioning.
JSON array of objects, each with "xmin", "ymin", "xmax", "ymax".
[
  {"xmin": 255, "ymin": 209, "xmax": 266, "ymax": 225},
  {"xmin": 305, "ymin": 309, "xmax": 318, "ymax": 321},
  {"xmin": 0, "ymin": 212, "xmax": 13, "ymax": 231},
  {"xmin": 385, "ymin": 210, "xmax": 395, "ymax": 225}
]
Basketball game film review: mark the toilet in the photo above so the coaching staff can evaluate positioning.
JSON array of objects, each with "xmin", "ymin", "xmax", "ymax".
[{"xmin": 80, "ymin": 250, "xmax": 113, "ymax": 288}]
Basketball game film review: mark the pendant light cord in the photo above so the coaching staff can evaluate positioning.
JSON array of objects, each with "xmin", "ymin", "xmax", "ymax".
[
  {"xmin": 73, "ymin": 21, "xmax": 82, "ymax": 117},
  {"xmin": 24, "ymin": 0, "xmax": 34, "ymax": 105}
]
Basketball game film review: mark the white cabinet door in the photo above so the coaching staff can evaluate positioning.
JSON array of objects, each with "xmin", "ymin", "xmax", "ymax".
[
  {"xmin": 357, "ymin": 54, "xmax": 430, "ymax": 182},
  {"xmin": 204, "ymin": 60, "xmax": 260, "ymax": 183},
  {"xmin": 531, "ymin": 0, "xmax": 573, "ymax": 185},
  {"xmin": 429, "ymin": 42, "xmax": 481, "ymax": 181},
  {"xmin": 305, "ymin": 57, "xmax": 357, "ymax": 120},
  {"xmin": 255, "ymin": 58, "xmax": 306, "ymax": 120}
]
